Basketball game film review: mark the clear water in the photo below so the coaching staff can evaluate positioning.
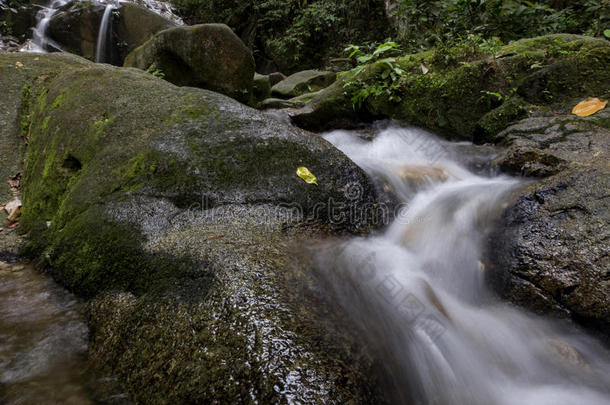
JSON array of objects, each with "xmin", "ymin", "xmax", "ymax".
[
  {"xmin": 0, "ymin": 263, "xmax": 91, "ymax": 404},
  {"xmin": 313, "ymin": 125, "xmax": 610, "ymax": 405}
]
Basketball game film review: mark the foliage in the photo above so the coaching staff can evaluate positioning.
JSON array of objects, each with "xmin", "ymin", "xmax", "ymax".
[
  {"xmin": 146, "ymin": 64, "xmax": 165, "ymax": 79},
  {"xmin": 392, "ymin": 0, "xmax": 610, "ymax": 53},
  {"xmin": 343, "ymin": 41, "xmax": 412, "ymax": 109},
  {"xmin": 167, "ymin": 0, "xmax": 391, "ymax": 72}
]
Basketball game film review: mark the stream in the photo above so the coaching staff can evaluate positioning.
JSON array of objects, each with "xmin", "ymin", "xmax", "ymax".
[
  {"xmin": 313, "ymin": 125, "xmax": 610, "ymax": 404},
  {"xmin": 0, "ymin": 262, "xmax": 91, "ymax": 404}
]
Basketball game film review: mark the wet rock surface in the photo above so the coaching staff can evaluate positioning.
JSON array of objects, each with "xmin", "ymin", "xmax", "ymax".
[
  {"xmin": 487, "ymin": 108, "xmax": 610, "ymax": 339},
  {"xmin": 0, "ymin": 52, "xmax": 385, "ymax": 403}
]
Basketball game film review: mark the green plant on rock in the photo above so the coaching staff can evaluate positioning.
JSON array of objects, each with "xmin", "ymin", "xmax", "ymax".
[
  {"xmin": 344, "ymin": 57, "xmax": 409, "ymax": 109},
  {"xmin": 146, "ymin": 64, "xmax": 165, "ymax": 79}
]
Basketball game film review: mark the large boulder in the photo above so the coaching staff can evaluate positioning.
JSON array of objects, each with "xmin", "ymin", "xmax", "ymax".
[
  {"xmin": 271, "ymin": 69, "xmax": 336, "ymax": 99},
  {"xmin": 0, "ymin": 52, "xmax": 385, "ymax": 402},
  {"xmin": 124, "ymin": 23, "xmax": 255, "ymax": 103},
  {"xmin": 292, "ymin": 35, "xmax": 610, "ymax": 139},
  {"xmin": 486, "ymin": 107, "xmax": 610, "ymax": 339},
  {"xmin": 47, "ymin": 1, "xmax": 176, "ymax": 64}
]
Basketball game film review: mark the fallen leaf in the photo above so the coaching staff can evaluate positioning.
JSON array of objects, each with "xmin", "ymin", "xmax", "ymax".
[
  {"xmin": 34, "ymin": 57, "xmax": 40, "ymax": 61},
  {"xmin": 572, "ymin": 97, "xmax": 607, "ymax": 117},
  {"xmin": 296, "ymin": 166, "xmax": 318, "ymax": 185},
  {"xmin": 0, "ymin": 227, "xmax": 3, "ymax": 232},
  {"xmin": 5, "ymin": 197, "xmax": 22, "ymax": 222},
  {"xmin": 8, "ymin": 222, "xmax": 19, "ymax": 229},
  {"xmin": 15, "ymin": 61, "xmax": 23, "ymax": 68},
  {"xmin": 421, "ymin": 63, "xmax": 429, "ymax": 74}
]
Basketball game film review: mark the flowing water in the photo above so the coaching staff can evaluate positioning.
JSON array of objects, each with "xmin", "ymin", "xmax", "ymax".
[
  {"xmin": 25, "ymin": 0, "xmax": 69, "ymax": 52},
  {"xmin": 313, "ymin": 125, "xmax": 610, "ymax": 405},
  {"xmin": 21, "ymin": 0, "xmax": 182, "ymax": 54},
  {"xmin": 95, "ymin": 3, "xmax": 115, "ymax": 63},
  {"xmin": 0, "ymin": 262, "xmax": 91, "ymax": 404}
]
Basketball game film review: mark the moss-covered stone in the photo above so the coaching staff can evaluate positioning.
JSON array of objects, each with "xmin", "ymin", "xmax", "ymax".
[
  {"xmin": 1, "ymin": 51, "xmax": 386, "ymax": 402},
  {"xmin": 271, "ymin": 69, "xmax": 336, "ymax": 99},
  {"xmin": 293, "ymin": 34, "xmax": 610, "ymax": 141},
  {"xmin": 124, "ymin": 23, "xmax": 255, "ymax": 103},
  {"xmin": 250, "ymin": 72, "xmax": 271, "ymax": 105}
]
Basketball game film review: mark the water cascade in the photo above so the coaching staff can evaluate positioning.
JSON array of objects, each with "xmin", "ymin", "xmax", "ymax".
[
  {"xmin": 313, "ymin": 125, "xmax": 610, "ymax": 404},
  {"xmin": 28, "ymin": 0, "xmax": 69, "ymax": 52},
  {"xmin": 95, "ymin": 2, "xmax": 115, "ymax": 63}
]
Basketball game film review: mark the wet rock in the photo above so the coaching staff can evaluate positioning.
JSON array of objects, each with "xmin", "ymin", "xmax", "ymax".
[
  {"xmin": 124, "ymin": 23, "xmax": 255, "ymax": 103},
  {"xmin": 271, "ymin": 69, "xmax": 336, "ymax": 99},
  {"xmin": 0, "ymin": 52, "xmax": 384, "ymax": 403},
  {"xmin": 487, "ymin": 112, "xmax": 610, "ymax": 339}
]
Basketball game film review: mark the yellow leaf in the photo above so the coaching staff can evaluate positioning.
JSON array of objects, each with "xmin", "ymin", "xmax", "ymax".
[
  {"xmin": 572, "ymin": 98, "xmax": 607, "ymax": 117},
  {"xmin": 296, "ymin": 166, "xmax": 318, "ymax": 185}
]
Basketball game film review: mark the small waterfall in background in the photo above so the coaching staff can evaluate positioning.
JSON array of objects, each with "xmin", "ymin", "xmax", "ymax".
[
  {"xmin": 28, "ymin": 0, "xmax": 69, "ymax": 52},
  {"xmin": 95, "ymin": 2, "xmax": 115, "ymax": 63},
  {"xmin": 20, "ymin": 0, "xmax": 182, "ymax": 54},
  {"xmin": 312, "ymin": 125, "xmax": 610, "ymax": 405}
]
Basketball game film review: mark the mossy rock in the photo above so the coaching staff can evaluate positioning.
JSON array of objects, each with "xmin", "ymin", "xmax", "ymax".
[
  {"xmin": 293, "ymin": 34, "xmax": 610, "ymax": 141},
  {"xmin": 1, "ymin": 51, "xmax": 386, "ymax": 402},
  {"xmin": 250, "ymin": 72, "xmax": 271, "ymax": 105},
  {"xmin": 124, "ymin": 23, "xmax": 255, "ymax": 103},
  {"xmin": 271, "ymin": 69, "xmax": 336, "ymax": 99}
]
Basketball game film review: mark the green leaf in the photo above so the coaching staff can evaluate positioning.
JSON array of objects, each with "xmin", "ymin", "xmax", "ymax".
[{"xmin": 604, "ymin": 29, "xmax": 610, "ymax": 39}]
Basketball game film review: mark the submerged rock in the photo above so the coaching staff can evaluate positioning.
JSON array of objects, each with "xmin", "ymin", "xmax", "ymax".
[
  {"xmin": 0, "ymin": 52, "xmax": 384, "ymax": 403},
  {"xmin": 124, "ymin": 23, "xmax": 255, "ymax": 103}
]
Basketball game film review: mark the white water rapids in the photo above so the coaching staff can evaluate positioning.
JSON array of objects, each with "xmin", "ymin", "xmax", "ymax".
[{"xmin": 313, "ymin": 125, "xmax": 610, "ymax": 405}]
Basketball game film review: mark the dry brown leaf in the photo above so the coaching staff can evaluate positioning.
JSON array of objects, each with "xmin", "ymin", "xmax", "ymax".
[
  {"xmin": 15, "ymin": 61, "xmax": 23, "ymax": 68},
  {"xmin": 572, "ymin": 98, "xmax": 607, "ymax": 117}
]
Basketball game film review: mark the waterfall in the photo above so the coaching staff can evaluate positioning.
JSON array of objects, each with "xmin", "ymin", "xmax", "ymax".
[
  {"xmin": 28, "ymin": 0, "xmax": 69, "ymax": 52},
  {"xmin": 95, "ymin": 3, "xmax": 115, "ymax": 63},
  {"xmin": 312, "ymin": 125, "xmax": 610, "ymax": 404}
]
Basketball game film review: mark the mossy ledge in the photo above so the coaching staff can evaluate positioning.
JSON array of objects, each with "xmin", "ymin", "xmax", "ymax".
[
  {"xmin": 293, "ymin": 34, "xmax": 610, "ymax": 141},
  {"xmin": 0, "ymin": 52, "xmax": 388, "ymax": 402}
]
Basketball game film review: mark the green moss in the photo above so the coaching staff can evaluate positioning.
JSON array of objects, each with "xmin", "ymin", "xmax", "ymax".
[
  {"xmin": 474, "ymin": 97, "xmax": 528, "ymax": 144},
  {"xmin": 323, "ymin": 34, "xmax": 610, "ymax": 140},
  {"xmin": 19, "ymin": 83, "xmax": 32, "ymax": 138},
  {"xmin": 46, "ymin": 206, "xmax": 209, "ymax": 297},
  {"xmin": 50, "ymin": 92, "xmax": 68, "ymax": 110}
]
